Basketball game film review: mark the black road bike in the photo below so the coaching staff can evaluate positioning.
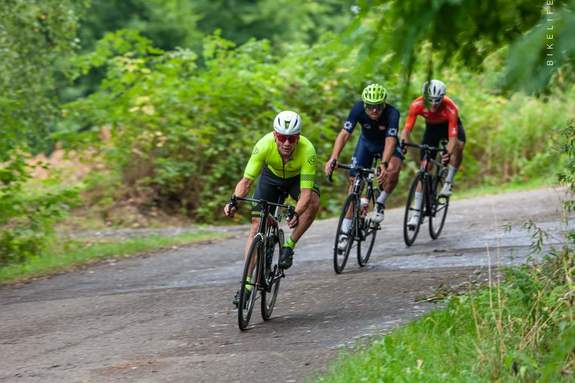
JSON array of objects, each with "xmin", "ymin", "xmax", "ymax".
[
  {"xmin": 329, "ymin": 159, "xmax": 381, "ymax": 274},
  {"xmin": 402, "ymin": 141, "xmax": 450, "ymax": 247},
  {"xmin": 231, "ymin": 196, "xmax": 295, "ymax": 331}
]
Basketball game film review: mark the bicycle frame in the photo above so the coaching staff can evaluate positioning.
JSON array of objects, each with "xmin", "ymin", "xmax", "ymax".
[
  {"xmin": 405, "ymin": 142, "xmax": 447, "ymax": 218},
  {"xmin": 232, "ymin": 196, "xmax": 294, "ymax": 291},
  {"xmin": 336, "ymin": 163, "xmax": 378, "ymax": 233}
]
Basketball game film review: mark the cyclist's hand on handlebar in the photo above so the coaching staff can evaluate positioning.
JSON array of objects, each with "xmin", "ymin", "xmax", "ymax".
[
  {"xmin": 400, "ymin": 139, "xmax": 408, "ymax": 155},
  {"xmin": 324, "ymin": 158, "xmax": 337, "ymax": 176},
  {"xmin": 224, "ymin": 197, "xmax": 237, "ymax": 217},
  {"xmin": 441, "ymin": 151, "xmax": 451, "ymax": 165},
  {"xmin": 287, "ymin": 211, "xmax": 299, "ymax": 229}
]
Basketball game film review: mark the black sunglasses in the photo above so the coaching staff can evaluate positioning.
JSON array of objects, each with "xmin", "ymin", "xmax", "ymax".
[{"xmin": 364, "ymin": 103, "xmax": 384, "ymax": 111}]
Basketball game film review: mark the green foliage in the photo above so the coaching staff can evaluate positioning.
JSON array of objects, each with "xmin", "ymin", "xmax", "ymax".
[
  {"xmin": 60, "ymin": 30, "xmax": 358, "ymax": 221},
  {"xmin": 0, "ymin": 152, "xmax": 78, "ymax": 265},
  {"xmin": 502, "ymin": 1, "xmax": 575, "ymax": 93},
  {"xmin": 0, "ymin": 0, "xmax": 86, "ymax": 156},
  {"xmin": 351, "ymin": 0, "xmax": 574, "ymax": 94},
  {"xmin": 76, "ymin": 0, "xmax": 353, "ymax": 52},
  {"xmin": 59, "ymin": 29, "xmax": 574, "ymax": 221},
  {"xmin": 318, "ymin": 248, "xmax": 575, "ymax": 382},
  {"xmin": 77, "ymin": 0, "xmax": 202, "ymax": 51},
  {"xmin": 559, "ymin": 119, "xmax": 575, "ymax": 212},
  {"xmin": 193, "ymin": 0, "xmax": 354, "ymax": 47}
]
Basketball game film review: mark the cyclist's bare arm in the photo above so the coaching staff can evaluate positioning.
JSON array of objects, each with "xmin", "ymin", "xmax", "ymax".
[
  {"xmin": 401, "ymin": 102, "xmax": 419, "ymax": 143},
  {"xmin": 295, "ymin": 188, "xmax": 313, "ymax": 218},
  {"xmin": 233, "ymin": 177, "xmax": 252, "ymax": 198},
  {"xmin": 325, "ymin": 130, "xmax": 352, "ymax": 175},
  {"xmin": 382, "ymin": 136, "xmax": 397, "ymax": 164},
  {"xmin": 224, "ymin": 178, "xmax": 253, "ymax": 217}
]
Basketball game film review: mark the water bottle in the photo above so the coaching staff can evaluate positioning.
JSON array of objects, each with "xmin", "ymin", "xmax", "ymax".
[{"xmin": 360, "ymin": 197, "xmax": 369, "ymax": 217}]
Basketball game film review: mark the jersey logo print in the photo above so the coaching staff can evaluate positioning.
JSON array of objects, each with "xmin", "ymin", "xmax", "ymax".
[
  {"xmin": 308, "ymin": 155, "xmax": 316, "ymax": 166},
  {"xmin": 344, "ymin": 121, "xmax": 353, "ymax": 130},
  {"xmin": 388, "ymin": 127, "xmax": 397, "ymax": 136}
]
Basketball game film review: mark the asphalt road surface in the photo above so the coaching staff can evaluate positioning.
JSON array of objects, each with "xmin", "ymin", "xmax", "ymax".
[{"xmin": 0, "ymin": 187, "xmax": 569, "ymax": 383}]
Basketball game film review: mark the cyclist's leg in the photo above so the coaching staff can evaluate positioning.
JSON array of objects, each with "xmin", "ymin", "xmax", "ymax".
[
  {"xmin": 345, "ymin": 138, "xmax": 375, "ymax": 226},
  {"xmin": 440, "ymin": 120, "xmax": 466, "ymax": 195},
  {"xmin": 277, "ymin": 183, "xmax": 320, "ymax": 267},
  {"xmin": 446, "ymin": 119, "xmax": 466, "ymax": 184},
  {"xmin": 288, "ymin": 184, "xmax": 320, "ymax": 243},
  {"xmin": 379, "ymin": 146, "xmax": 404, "ymax": 198},
  {"xmin": 408, "ymin": 125, "xmax": 443, "ymax": 223},
  {"xmin": 419, "ymin": 123, "xmax": 444, "ymax": 189},
  {"xmin": 374, "ymin": 150, "xmax": 403, "ymax": 217}
]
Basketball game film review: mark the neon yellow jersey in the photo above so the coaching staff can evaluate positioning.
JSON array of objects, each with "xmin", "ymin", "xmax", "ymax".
[{"xmin": 243, "ymin": 132, "xmax": 317, "ymax": 189}]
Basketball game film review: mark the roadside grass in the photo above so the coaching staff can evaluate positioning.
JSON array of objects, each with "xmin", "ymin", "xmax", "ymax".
[
  {"xmin": 454, "ymin": 176, "xmax": 558, "ymax": 200},
  {"xmin": 317, "ymin": 246, "xmax": 575, "ymax": 383},
  {"xmin": 0, "ymin": 230, "xmax": 228, "ymax": 284}
]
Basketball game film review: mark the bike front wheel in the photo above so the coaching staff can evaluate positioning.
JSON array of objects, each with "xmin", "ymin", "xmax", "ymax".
[
  {"xmin": 238, "ymin": 234, "xmax": 263, "ymax": 331},
  {"xmin": 333, "ymin": 193, "xmax": 358, "ymax": 274},
  {"xmin": 429, "ymin": 168, "xmax": 449, "ymax": 239},
  {"xmin": 261, "ymin": 228, "xmax": 283, "ymax": 321},
  {"xmin": 404, "ymin": 175, "xmax": 424, "ymax": 247}
]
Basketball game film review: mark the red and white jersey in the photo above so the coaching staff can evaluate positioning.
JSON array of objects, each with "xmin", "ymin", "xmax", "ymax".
[{"xmin": 404, "ymin": 96, "xmax": 460, "ymax": 138}]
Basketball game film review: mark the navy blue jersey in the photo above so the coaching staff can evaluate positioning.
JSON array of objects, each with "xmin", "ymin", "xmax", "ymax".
[{"xmin": 343, "ymin": 101, "xmax": 400, "ymax": 147}]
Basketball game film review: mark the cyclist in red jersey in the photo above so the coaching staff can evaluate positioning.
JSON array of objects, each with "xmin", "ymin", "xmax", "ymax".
[{"xmin": 400, "ymin": 79, "xmax": 466, "ymax": 228}]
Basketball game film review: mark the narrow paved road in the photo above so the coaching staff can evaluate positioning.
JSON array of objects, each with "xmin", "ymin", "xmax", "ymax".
[{"xmin": 0, "ymin": 187, "xmax": 569, "ymax": 383}]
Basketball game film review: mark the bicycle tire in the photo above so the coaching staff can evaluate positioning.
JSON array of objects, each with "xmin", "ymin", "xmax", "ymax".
[
  {"xmin": 333, "ymin": 193, "xmax": 358, "ymax": 274},
  {"xmin": 403, "ymin": 174, "xmax": 424, "ymax": 247},
  {"xmin": 261, "ymin": 228, "xmax": 283, "ymax": 320},
  {"xmin": 238, "ymin": 234, "xmax": 263, "ymax": 331},
  {"xmin": 357, "ymin": 188, "xmax": 379, "ymax": 267},
  {"xmin": 429, "ymin": 168, "xmax": 449, "ymax": 239}
]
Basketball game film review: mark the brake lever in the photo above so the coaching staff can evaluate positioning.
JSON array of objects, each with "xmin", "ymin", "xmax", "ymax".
[
  {"xmin": 229, "ymin": 195, "xmax": 238, "ymax": 209},
  {"xmin": 286, "ymin": 206, "xmax": 296, "ymax": 221},
  {"xmin": 327, "ymin": 159, "xmax": 337, "ymax": 183}
]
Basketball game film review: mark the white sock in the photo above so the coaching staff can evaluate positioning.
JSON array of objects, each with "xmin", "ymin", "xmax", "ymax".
[
  {"xmin": 446, "ymin": 165, "xmax": 457, "ymax": 184},
  {"xmin": 342, "ymin": 218, "xmax": 352, "ymax": 234},
  {"xmin": 377, "ymin": 191, "xmax": 389, "ymax": 205},
  {"xmin": 414, "ymin": 192, "xmax": 423, "ymax": 214}
]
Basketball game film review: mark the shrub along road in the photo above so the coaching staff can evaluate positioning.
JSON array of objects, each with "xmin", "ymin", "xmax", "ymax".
[{"xmin": 0, "ymin": 187, "xmax": 569, "ymax": 383}]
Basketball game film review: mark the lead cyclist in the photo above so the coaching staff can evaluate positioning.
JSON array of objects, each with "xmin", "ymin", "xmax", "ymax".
[{"xmin": 224, "ymin": 111, "xmax": 320, "ymax": 306}]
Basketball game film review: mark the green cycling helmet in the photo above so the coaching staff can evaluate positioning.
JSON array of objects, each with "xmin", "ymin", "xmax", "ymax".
[{"xmin": 361, "ymin": 83, "xmax": 388, "ymax": 104}]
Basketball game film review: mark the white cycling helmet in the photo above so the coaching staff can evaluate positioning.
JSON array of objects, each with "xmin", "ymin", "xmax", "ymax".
[
  {"xmin": 422, "ymin": 79, "xmax": 446, "ymax": 101},
  {"xmin": 273, "ymin": 110, "xmax": 301, "ymax": 135}
]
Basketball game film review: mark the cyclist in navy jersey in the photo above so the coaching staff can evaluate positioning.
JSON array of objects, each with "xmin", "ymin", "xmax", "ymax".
[{"xmin": 324, "ymin": 83, "xmax": 403, "ymax": 250}]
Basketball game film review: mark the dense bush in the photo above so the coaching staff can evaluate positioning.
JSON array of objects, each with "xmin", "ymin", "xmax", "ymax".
[{"xmin": 0, "ymin": 152, "xmax": 78, "ymax": 265}]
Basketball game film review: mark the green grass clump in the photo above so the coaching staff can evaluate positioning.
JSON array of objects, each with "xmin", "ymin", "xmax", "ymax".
[
  {"xmin": 318, "ymin": 246, "xmax": 575, "ymax": 383},
  {"xmin": 0, "ymin": 230, "xmax": 227, "ymax": 284}
]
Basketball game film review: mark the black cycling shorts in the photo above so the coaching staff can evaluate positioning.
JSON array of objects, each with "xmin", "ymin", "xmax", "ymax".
[
  {"xmin": 350, "ymin": 136, "xmax": 403, "ymax": 177},
  {"xmin": 421, "ymin": 119, "xmax": 466, "ymax": 160},
  {"xmin": 252, "ymin": 167, "xmax": 320, "ymax": 213}
]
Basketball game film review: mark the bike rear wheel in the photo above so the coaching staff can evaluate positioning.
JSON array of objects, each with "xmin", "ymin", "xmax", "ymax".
[
  {"xmin": 238, "ymin": 234, "xmax": 263, "ymax": 331},
  {"xmin": 358, "ymin": 189, "xmax": 379, "ymax": 267},
  {"xmin": 404, "ymin": 175, "xmax": 424, "ymax": 247},
  {"xmin": 334, "ymin": 193, "xmax": 358, "ymax": 274},
  {"xmin": 261, "ymin": 228, "xmax": 283, "ymax": 321},
  {"xmin": 429, "ymin": 168, "xmax": 449, "ymax": 239}
]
